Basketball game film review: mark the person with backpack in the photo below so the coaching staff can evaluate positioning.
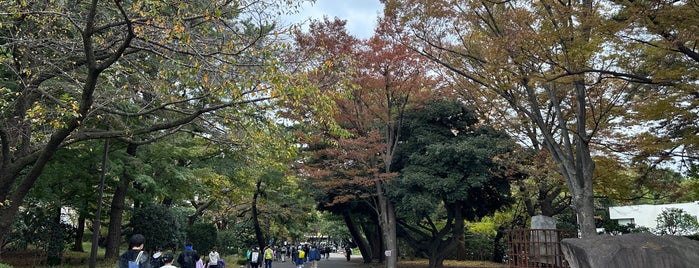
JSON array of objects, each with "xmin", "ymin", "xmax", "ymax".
[
  {"xmin": 177, "ymin": 242, "xmax": 200, "ymax": 268},
  {"xmin": 248, "ymin": 246, "xmax": 262, "ymax": 268},
  {"xmin": 292, "ymin": 246, "xmax": 305, "ymax": 268},
  {"xmin": 118, "ymin": 234, "xmax": 152, "ymax": 268},
  {"xmin": 151, "ymin": 247, "xmax": 165, "ymax": 268},
  {"xmin": 307, "ymin": 245, "xmax": 321, "ymax": 268},
  {"xmin": 263, "ymin": 245, "xmax": 274, "ymax": 268}
]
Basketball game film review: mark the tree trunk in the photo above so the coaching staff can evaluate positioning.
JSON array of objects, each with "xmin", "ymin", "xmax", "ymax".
[
  {"xmin": 376, "ymin": 185, "xmax": 397, "ymax": 268},
  {"xmin": 363, "ymin": 220, "xmax": 383, "ymax": 262},
  {"xmin": 104, "ymin": 143, "xmax": 137, "ymax": 259},
  {"xmin": 72, "ymin": 204, "xmax": 86, "ymax": 252},
  {"xmin": 342, "ymin": 210, "xmax": 373, "ymax": 263},
  {"xmin": 252, "ymin": 178, "xmax": 265, "ymax": 248}
]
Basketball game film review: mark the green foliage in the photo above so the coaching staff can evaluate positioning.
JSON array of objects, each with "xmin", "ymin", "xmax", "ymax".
[
  {"xmin": 464, "ymin": 232, "xmax": 494, "ymax": 261},
  {"xmin": 655, "ymin": 208, "xmax": 699, "ymax": 236},
  {"xmin": 127, "ymin": 204, "xmax": 185, "ymax": 251},
  {"xmin": 0, "ymin": 263, "xmax": 12, "ymax": 268},
  {"xmin": 601, "ymin": 220, "xmax": 650, "ymax": 235},
  {"xmin": 186, "ymin": 222, "xmax": 217, "ymax": 253},
  {"xmin": 392, "ymin": 99, "xmax": 514, "ymax": 220}
]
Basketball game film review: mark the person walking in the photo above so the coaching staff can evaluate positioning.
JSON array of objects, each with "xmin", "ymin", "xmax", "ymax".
[
  {"xmin": 119, "ymin": 234, "xmax": 152, "ymax": 268},
  {"xmin": 208, "ymin": 246, "xmax": 221, "ymax": 268},
  {"xmin": 293, "ymin": 246, "xmax": 305, "ymax": 268},
  {"xmin": 344, "ymin": 246, "xmax": 352, "ymax": 262},
  {"xmin": 263, "ymin": 245, "xmax": 274, "ymax": 268},
  {"xmin": 177, "ymin": 242, "xmax": 200, "ymax": 268},
  {"xmin": 307, "ymin": 245, "xmax": 321, "ymax": 268},
  {"xmin": 248, "ymin": 246, "xmax": 262, "ymax": 268},
  {"xmin": 151, "ymin": 247, "xmax": 165, "ymax": 268}
]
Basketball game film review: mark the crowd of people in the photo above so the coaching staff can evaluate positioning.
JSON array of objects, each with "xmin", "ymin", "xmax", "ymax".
[{"xmin": 118, "ymin": 234, "xmax": 348, "ymax": 268}]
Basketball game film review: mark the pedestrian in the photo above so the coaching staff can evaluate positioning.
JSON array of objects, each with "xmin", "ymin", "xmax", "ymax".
[
  {"xmin": 293, "ymin": 246, "xmax": 305, "ymax": 268},
  {"xmin": 248, "ymin": 246, "xmax": 261, "ymax": 268},
  {"xmin": 323, "ymin": 246, "xmax": 330, "ymax": 260},
  {"xmin": 161, "ymin": 253, "xmax": 177, "ymax": 268},
  {"xmin": 208, "ymin": 246, "xmax": 221, "ymax": 268},
  {"xmin": 344, "ymin": 246, "xmax": 352, "ymax": 262},
  {"xmin": 286, "ymin": 245, "xmax": 292, "ymax": 261},
  {"xmin": 118, "ymin": 234, "xmax": 152, "ymax": 268},
  {"xmin": 177, "ymin": 242, "xmax": 200, "ymax": 268},
  {"xmin": 308, "ymin": 245, "xmax": 321, "ymax": 268},
  {"xmin": 151, "ymin": 247, "xmax": 165, "ymax": 268},
  {"xmin": 303, "ymin": 244, "xmax": 310, "ymax": 262},
  {"xmin": 263, "ymin": 245, "xmax": 274, "ymax": 268}
]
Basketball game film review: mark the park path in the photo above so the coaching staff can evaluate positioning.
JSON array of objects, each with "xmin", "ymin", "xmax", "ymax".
[{"xmin": 268, "ymin": 252, "xmax": 373, "ymax": 268}]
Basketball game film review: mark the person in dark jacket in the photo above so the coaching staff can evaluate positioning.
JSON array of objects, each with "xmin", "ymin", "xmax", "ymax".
[
  {"xmin": 118, "ymin": 234, "xmax": 152, "ymax": 268},
  {"xmin": 177, "ymin": 242, "xmax": 200, "ymax": 268}
]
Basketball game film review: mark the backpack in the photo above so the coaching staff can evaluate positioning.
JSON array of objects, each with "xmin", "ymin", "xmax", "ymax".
[
  {"xmin": 250, "ymin": 251, "xmax": 260, "ymax": 263},
  {"xmin": 128, "ymin": 251, "xmax": 144, "ymax": 268},
  {"xmin": 183, "ymin": 251, "xmax": 194, "ymax": 267},
  {"xmin": 298, "ymin": 250, "xmax": 305, "ymax": 259},
  {"xmin": 265, "ymin": 249, "xmax": 273, "ymax": 260},
  {"xmin": 151, "ymin": 256, "xmax": 164, "ymax": 268}
]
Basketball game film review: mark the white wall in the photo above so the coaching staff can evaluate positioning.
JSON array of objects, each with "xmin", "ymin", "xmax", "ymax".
[{"xmin": 609, "ymin": 201, "xmax": 699, "ymax": 232}]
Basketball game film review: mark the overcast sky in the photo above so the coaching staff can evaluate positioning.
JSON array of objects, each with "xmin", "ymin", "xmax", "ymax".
[{"xmin": 281, "ymin": 0, "xmax": 384, "ymax": 39}]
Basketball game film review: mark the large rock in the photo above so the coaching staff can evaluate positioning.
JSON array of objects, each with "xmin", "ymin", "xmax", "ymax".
[{"xmin": 561, "ymin": 233, "xmax": 699, "ymax": 268}]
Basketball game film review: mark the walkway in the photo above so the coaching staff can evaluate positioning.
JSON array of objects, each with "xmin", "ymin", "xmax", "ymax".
[{"xmin": 271, "ymin": 252, "xmax": 373, "ymax": 268}]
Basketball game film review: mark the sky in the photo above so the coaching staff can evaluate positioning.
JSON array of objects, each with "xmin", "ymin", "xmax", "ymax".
[{"xmin": 282, "ymin": 0, "xmax": 384, "ymax": 39}]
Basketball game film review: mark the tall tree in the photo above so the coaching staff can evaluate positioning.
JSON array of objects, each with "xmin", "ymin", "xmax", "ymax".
[
  {"xmin": 0, "ymin": 0, "xmax": 309, "ymax": 244},
  {"xmin": 294, "ymin": 17, "xmax": 438, "ymax": 267},
  {"xmin": 383, "ymin": 0, "xmax": 654, "ymax": 237}
]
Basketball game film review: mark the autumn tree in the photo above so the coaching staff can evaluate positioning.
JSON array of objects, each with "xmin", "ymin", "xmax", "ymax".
[
  {"xmin": 383, "ymin": 0, "xmax": 662, "ymax": 237},
  {"xmin": 0, "ymin": 0, "xmax": 311, "ymax": 247},
  {"xmin": 612, "ymin": 0, "xmax": 699, "ymax": 172},
  {"xmin": 293, "ymin": 17, "xmax": 438, "ymax": 267}
]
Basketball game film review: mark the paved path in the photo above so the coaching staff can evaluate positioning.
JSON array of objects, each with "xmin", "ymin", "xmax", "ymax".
[{"xmin": 271, "ymin": 252, "xmax": 372, "ymax": 268}]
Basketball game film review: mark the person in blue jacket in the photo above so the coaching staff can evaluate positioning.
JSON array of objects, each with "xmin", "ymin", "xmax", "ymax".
[{"xmin": 307, "ymin": 245, "xmax": 321, "ymax": 268}]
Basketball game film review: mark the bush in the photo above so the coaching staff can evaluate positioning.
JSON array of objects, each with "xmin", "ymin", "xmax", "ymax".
[
  {"xmin": 464, "ymin": 232, "xmax": 494, "ymax": 261},
  {"xmin": 0, "ymin": 263, "xmax": 13, "ymax": 268},
  {"xmin": 187, "ymin": 222, "xmax": 217, "ymax": 253},
  {"xmin": 126, "ymin": 204, "xmax": 185, "ymax": 251}
]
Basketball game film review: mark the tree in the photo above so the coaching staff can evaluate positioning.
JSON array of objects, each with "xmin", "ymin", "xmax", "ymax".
[
  {"xmin": 293, "ymin": 17, "xmax": 439, "ymax": 267},
  {"xmin": 655, "ymin": 208, "xmax": 699, "ymax": 236},
  {"xmin": 390, "ymin": 99, "xmax": 514, "ymax": 268},
  {"xmin": 0, "ymin": 0, "xmax": 310, "ymax": 246},
  {"xmin": 383, "ymin": 0, "xmax": 656, "ymax": 237},
  {"xmin": 612, "ymin": 0, "xmax": 699, "ymax": 172}
]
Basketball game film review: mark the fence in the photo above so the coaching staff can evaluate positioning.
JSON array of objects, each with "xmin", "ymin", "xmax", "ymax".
[{"xmin": 506, "ymin": 229, "xmax": 576, "ymax": 268}]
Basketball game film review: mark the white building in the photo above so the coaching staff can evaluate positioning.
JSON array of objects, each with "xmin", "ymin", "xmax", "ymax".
[{"xmin": 609, "ymin": 201, "xmax": 699, "ymax": 231}]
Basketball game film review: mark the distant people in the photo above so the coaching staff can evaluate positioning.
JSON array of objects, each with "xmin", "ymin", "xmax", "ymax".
[
  {"xmin": 177, "ymin": 242, "xmax": 200, "ymax": 268},
  {"xmin": 293, "ymin": 246, "xmax": 305, "ymax": 268},
  {"xmin": 344, "ymin": 246, "xmax": 352, "ymax": 262},
  {"xmin": 118, "ymin": 234, "xmax": 152, "ymax": 268},
  {"xmin": 286, "ymin": 245, "xmax": 292, "ymax": 261},
  {"xmin": 308, "ymin": 245, "xmax": 321, "ymax": 268},
  {"xmin": 323, "ymin": 246, "xmax": 330, "ymax": 259},
  {"xmin": 208, "ymin": 246, "xmax": 221, "ymax": 268},
  {"xmin": 152, "ymin": 247, "xmax": 165, "ymax": 268},
  {"xmin": 161, "ymin": 252, "xmax": 177, "ymax": 268}
]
